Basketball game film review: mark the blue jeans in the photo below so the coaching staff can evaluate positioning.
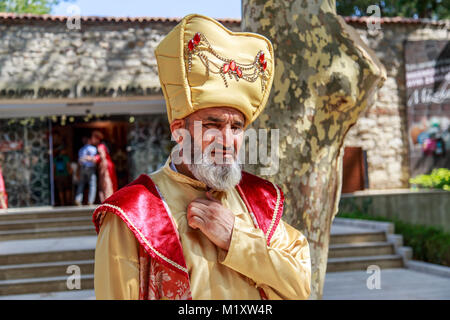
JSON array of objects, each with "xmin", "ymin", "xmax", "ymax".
[{"xmin": 75, "ymin": 166, "xmax": 97, "ymax": 205}]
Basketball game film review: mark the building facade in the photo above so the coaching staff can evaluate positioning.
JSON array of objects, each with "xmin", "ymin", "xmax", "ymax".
[
  {"xmin": 0, "ymin": 13, "xmax": 448, "ymax": 207},
  {"xmin": 343, "ymin": 17, "xmax": 449, "ymax": 189}
]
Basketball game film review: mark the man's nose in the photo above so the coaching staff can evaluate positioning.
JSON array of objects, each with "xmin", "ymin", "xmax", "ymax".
[{"xmin": 216, "ymin": 127, "xmax": 234, "ymax": 148}]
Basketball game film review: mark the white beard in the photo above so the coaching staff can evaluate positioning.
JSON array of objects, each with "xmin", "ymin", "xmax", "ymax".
[{"xmin": 186, "ymin": 145, "xmax": 242, "ymax": 191}]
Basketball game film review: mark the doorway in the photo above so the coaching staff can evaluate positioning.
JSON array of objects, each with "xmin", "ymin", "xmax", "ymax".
[{"xmin": 52, "ymin": 116, "xmax": 130, "ymax": 206}]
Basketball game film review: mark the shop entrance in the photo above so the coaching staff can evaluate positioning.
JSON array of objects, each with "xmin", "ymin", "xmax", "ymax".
[
  {"xmin": 51, "ymin": 116, "xmax": 130, "ymax": 206},
  {"xmin": 0, "ymin": 113, "xmax": 171, "ymax": 209}
]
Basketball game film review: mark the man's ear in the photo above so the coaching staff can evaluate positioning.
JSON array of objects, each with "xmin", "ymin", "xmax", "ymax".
[{"xmin": 170, "ymin": 119, "xmax": 187, "ymax": 144}]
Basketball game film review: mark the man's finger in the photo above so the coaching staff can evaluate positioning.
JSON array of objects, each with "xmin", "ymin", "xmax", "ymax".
[
  {"xmin": 187, "ymin": 214, "xmax": 205, "ymax": 230},
  {"xmin": 189, "ymin": 201, "xmax": 210, "ymax": 213},
  {"xmin": 187, "ymin": 205, "xmax": 208, "ymax": 221}
]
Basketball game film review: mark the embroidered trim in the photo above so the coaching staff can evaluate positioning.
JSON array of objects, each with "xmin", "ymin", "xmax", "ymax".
[
  {"xmin": 265, "ymin": 182, "xmax": 281, "ymax": 240},
  {"xmin": 186, "ymin": 32, "xmax": 269, "ymax": 92},
  {"xmin": 96, "ymin": 203, "xmax": 188, "ymax": 274}
]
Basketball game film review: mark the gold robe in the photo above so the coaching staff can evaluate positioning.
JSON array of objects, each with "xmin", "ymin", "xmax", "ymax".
[{"xmin": 94, "ymin": 157, "xmax": 311, "ymax": 300}]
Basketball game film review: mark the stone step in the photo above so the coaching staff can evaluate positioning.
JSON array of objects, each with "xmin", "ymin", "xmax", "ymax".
[
  {"xmin": 0, "ymin": 226, "xmax": 96, "ymax": 241},
  {"xmin": 0, "ymin": 236, "xmax": 96, "ymax": 256},
  {"xmin": 0, "ymin": 216, "xmax": 93, "ymax": 231},
  {"xmin": 328, "ymin": 241, "xmax": 395, "ymax": 258},
  {"xmin": 0, "ymin": 206, "xmax": 95, "ymax": 222},
  {"xmin": 327, "ymin": 254, "xmax": 404, "ymax": 272},
  {"xmin": 0, "ymin": 289, "xmax": 96, "ymax": 300},
  {"xmin": 0, "ymin": 249, "xmax": 95, "ymax": 266},
  {"xmin": 330, "ymin": 231, "xmax": 386, "ymax": 244},
  {"xmin": 0, "ymin": 260, "xmax": 94, "ymax": 281},
  {"xmin": 0, "ymin": 275, "xmax": 94, "ymax": 296},
  {"xmin": 0, "ymin": 236, "xmax": 97, "ymax": 296}
]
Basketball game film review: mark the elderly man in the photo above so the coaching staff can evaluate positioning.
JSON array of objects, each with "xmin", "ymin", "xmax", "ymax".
[{"xmin": 93, "ymin": 14, "xmax": 311, "ymax": 300}]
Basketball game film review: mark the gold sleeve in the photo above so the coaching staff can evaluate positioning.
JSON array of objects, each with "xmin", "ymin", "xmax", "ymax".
[
  {"xmin": 94, "ymin": 212, "xmax": 141, "ymax": 300},
  {"xmin": 218, "ymin": 217, "xmax": 311, "ymax": 300}
]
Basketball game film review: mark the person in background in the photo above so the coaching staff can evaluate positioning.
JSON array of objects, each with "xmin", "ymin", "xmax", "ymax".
[
  {"xmin": 96, "ymin": 135, "xmax": 118, "ymax": 202},
  {"xmin": 0, "ymin": 153, "xmax": 7, "ymax": 209},
  {"xmin": 111, "ymin": 149, "xmax": 127, "ymax": 189},
  {"xmin": 53, "ymin": 146, "xmax": 72, "ymax": 206},
  {"xmin": 70, "ymin": 160, "xmax": 79, "ymax": 202},
  {"xmin": 75, "ymin": 132, "xmax": 101, "ymax": 206},
  {"xmin": 72, "ymin": 136, "xmax": 88, "ymax": 195}
]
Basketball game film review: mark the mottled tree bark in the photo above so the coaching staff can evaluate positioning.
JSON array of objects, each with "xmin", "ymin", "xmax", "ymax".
[{"xmin": 241, "ymin": 0, "xmax": 386, "ymax": 299}]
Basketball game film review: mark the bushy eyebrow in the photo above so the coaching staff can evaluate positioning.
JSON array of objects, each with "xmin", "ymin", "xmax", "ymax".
[
  {"xmin": 205, "ymin": 116, "xmax": 223, "ymax": 122},
  {"xmin": 205, "ymin": 116, "xmax": 244, "ymax": 127}
]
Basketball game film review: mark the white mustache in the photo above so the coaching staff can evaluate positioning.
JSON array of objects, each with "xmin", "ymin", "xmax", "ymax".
[
  {"xmin": 194, "ymin": 142, "xmax": 236, "ymax": 165},
  {"xmin": 187, "ymin": 158, "xmax": 242, "ymax": 191}
]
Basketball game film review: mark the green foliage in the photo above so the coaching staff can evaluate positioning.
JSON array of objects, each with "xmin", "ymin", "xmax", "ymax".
[
  {"xmin": 0, "ymin": 0, "xmax": 72, "ymax": 14},
  {"xmin": 338, "ymin": 210, "xmax": 450, "ymax": 267},
  {"xmin": 409, "ymin": 168, "xmax": 450, "ymax": 191},
  {"xmin": 336, "ymin": 0, "xmax": 450, "ymax": 20}
]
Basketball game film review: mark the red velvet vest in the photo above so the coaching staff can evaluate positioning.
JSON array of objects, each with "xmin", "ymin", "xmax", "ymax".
[{"xmin": 93, "ymin": 171, "xmax": 284, "ymax": 300}]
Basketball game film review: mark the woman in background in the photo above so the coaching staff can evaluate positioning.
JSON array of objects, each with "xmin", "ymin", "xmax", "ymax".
[
  {"xmin": 95, "ymin": 132, "xmax": 118, "ymax": 203},
  {"xmin": 0, "ymin": 153, "xmax": 8, "ymax": 209},
  {"xmin": 54, "ymin": 146, "xmax": 72, "ymax": 206}
]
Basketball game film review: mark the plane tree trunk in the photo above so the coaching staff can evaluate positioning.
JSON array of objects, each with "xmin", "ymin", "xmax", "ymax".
[{"xmin": 241, "ymin": 0, "xmax": 386, "ymax": 299}]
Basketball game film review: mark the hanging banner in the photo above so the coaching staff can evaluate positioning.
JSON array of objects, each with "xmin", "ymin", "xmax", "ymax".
[{"xmin": 404, "ymin": 40, "xmax": 450, "ymax": 177}]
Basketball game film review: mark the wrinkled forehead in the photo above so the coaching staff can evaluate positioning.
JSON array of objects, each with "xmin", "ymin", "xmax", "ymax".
[{"xmin": 187, "ymin": 107, "xmax": 245, "ymax": 124}]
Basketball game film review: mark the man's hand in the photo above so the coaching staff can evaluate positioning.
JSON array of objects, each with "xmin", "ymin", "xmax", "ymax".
[{"xmin": 187, "ymin": 191, "xmax": 235, "ymax": 251}]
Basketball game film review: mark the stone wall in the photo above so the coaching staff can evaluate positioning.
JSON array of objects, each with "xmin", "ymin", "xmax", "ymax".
[
  {"xmin": 339, "ymin": 189, "xmax": 450, "ymax": 232},
  {"xmin": 0, "ymin": 18, "xmax": 240, "ymax": 100},
  {"xmin": 343, "ymin": 21, "xmax": 450, "ymax": 189},
  {"xmin": 0, "ymin": 16, "xmax": 448, "ymax": 190}
]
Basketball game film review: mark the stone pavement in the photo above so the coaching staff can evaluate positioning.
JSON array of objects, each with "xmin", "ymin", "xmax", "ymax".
[
  {"xmin": 324, "ymin": 218, "xmax": 450, "ymax": 300},
  {"xmin": 6, "ymin": 265, "xmax": 450, "ymax": 300},
  {"xmin": 323, "ymin": 268, "xmax": 450, "ymax": 300}
]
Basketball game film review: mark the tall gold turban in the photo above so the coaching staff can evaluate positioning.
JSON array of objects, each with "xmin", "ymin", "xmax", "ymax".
[{"xmin": 155, "ymin": 14, "xmax": 275, "ymax": 128}]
